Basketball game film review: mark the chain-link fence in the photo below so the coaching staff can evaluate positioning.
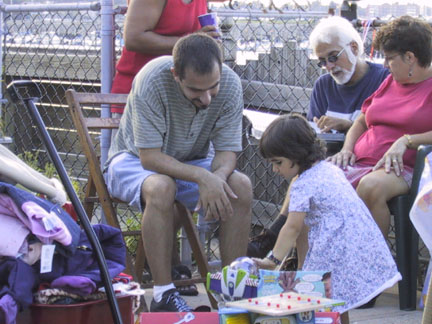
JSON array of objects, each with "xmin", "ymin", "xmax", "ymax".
[{"xmin": 0, "ymin": 2, "xmax": 429, "ymax": 286}]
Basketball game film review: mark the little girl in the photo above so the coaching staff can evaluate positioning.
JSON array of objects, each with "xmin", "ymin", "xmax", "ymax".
[{"xmin": 253, "ymin": 114, "xmax": 401, "ymax": 324}]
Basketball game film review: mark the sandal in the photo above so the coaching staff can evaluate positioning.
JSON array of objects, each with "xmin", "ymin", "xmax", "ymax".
[{"xmin": 172, "ymin": 264, "xmax": 199, "ymax": 296}]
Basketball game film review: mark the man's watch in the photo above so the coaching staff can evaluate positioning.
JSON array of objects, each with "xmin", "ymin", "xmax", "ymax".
[{"xmin": 266, "ymin": 251, "xmax": 282, "ymax": 265}]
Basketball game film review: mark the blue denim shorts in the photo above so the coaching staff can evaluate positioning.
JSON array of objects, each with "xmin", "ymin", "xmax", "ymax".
[{"xmin": 104, "ymin": 152, "xmax": 212, "ymax": 211}]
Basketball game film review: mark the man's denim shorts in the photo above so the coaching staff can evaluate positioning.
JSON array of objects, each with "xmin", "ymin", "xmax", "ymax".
[{"xmin": 104, "ymin": 152, "xmax": 212, "ymax": 211}]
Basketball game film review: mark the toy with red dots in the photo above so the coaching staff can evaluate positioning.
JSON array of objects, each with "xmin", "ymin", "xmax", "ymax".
[{"xmin": 225, "ymin": 292, "xmax": 345, "ymax": 316}]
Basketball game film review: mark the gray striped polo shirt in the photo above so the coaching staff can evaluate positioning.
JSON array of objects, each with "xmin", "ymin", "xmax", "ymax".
[{"xmin": 106, "ymin": 56, "xmax": 244, "ymax": 167}]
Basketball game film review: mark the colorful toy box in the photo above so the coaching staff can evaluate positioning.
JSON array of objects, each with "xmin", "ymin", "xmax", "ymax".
[{"xmin": 258, "ymin": 270, "xmax": 331, "ymax": 298}]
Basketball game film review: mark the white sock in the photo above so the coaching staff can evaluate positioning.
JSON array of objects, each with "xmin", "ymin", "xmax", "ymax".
[{"xmin": 153, "ymin": 283, "xmax": 176, "ymax": 302}]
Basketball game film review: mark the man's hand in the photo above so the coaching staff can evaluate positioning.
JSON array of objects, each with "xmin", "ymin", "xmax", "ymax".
[
  {"xmin": 199, "ymin": 25, "xmax": 221, "ymax": 40},
  {"xmin": 313, "ymin": 116, "xmax": 352, "ymax": 133},
  {"xmin": 195, "ymin": 171, "xmax": 237, "ymax": 222}
]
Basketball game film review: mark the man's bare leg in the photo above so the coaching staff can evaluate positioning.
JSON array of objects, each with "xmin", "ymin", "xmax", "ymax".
[
  {"xmin": 219, "ymin": 172, "xmax": 253, "ymax": 266},
  {"xmin": 141, "ymin": 175, "xmax": 177, "ymax": 285}
]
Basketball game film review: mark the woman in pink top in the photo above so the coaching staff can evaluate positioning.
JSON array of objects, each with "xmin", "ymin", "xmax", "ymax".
[{"xmin": 330, "ymin": 16, "xmax": 432, "ymax": 241}]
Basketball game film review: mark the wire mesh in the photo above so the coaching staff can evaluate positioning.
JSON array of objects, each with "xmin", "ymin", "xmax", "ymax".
[{"xmin": 0, "ymin": 3, "xmax": 429, "ymax": 288}]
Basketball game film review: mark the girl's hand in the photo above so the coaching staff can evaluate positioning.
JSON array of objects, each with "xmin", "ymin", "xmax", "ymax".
[
  {"xmin": 278, "ymin": 271, "xmax": 300, "ymax": 292},
  {"xmin": 252, "ymin": 257, "xmax": 277, "ymax": 270},
  {"xmin": 373, "ymin": 136, "xmax": 409, "ymax": 176}
]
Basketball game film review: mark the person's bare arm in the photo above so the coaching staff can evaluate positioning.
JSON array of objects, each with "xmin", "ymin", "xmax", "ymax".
[
  {"xmin": 139, "ymin": 148, "xmax": 236, "ymax": 221},
  {"xmin": 328, "ymin": 113, "xmax": 368, "ymax": 169},
  {"xmin": 313, "ymin": 115, "xmax": 353, "ymax": 133},
  {"xmin": 125, "ymin": 0, "xmax": 220, "ymax": 54},
  {"xmin": 124, "ymin": 0, "xmax": 178, "ymax": 54},
  {"xmin": 373, "ymin": 130, "xmax": 432, "ymax": 176},
  {"xmin": 253, "ymin": 211, "xmax": 306, "ymax": 269},
  {"xmin": 279, "ymin": 175, "xmax": 297, "ymax": 216}
]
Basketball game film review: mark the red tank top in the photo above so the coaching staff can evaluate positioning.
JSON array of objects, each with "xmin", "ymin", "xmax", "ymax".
[{"xmin": 111, "ymin": 0, "xmax": 207, "ymax": 113}]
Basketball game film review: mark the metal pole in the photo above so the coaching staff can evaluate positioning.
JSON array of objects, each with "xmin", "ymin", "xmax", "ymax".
[
  {"xmin": 2, "ymin": 2, "xmax": 100, "ymax": 12},
  {"xmin": 100, "ymin": 0, "xmax": 114, "ymax": 155},
  {"xmin": 99, "ymin": 0, "xmax": 115, "ymax": 224}
]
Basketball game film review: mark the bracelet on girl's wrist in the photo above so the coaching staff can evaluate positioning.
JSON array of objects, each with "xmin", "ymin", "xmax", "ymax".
[{"xmin": 266, "ymin": 251, "xmax": 282, "ymax": 265}]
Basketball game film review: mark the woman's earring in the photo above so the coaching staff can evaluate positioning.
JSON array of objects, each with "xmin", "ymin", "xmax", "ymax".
[{"xmin": 408, "ymin": 66, "xmax": 413, "ymax": 77}]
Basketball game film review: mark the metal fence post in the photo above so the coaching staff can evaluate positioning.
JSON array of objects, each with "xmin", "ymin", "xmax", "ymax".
[
  {"xmin": 100, "ymin": 0, "xmax": 114, "ymax": 164},
  {"xmin": 99, "ymin": 0, "xmax": 115, "ymax": 224}
]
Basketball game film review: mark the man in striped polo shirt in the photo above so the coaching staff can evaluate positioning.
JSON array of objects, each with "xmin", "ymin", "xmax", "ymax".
[{"xmin": 104, "ymin": 33, "xmax": 252, "ymax": 312}]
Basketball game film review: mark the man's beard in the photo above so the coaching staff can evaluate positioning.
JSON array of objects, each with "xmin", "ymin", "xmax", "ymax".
[{"xmin": 331, "ymin": 48, "xmax": 358, "ymax": 85}]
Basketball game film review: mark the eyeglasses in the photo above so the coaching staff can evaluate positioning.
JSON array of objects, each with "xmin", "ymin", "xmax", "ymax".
[
  {"xmin": 317, "ymin": 47, "xmax": 346, "ymax": 68},
  {"xmin": 383, "ymin": 53, "xmax": 399, "ymax": 63}
]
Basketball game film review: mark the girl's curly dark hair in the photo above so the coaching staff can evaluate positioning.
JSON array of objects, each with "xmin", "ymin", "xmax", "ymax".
[{"xmin": 259, "ymin": 113, "xmax": 326, "ymax": 173}]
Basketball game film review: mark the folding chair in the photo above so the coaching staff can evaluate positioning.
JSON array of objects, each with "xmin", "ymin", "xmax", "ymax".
[{"xmin": 65, "ymin": 89, "xmax": 217, "ymax": 308}]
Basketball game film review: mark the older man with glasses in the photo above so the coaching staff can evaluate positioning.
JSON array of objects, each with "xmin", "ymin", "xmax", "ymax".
[
  {"xmin": 307, "ymin": 16, "xmax": 389, "ymax": 133},
  {"xmin": 247, "ymin": 17, "xmax": 389, "ymax": 292}
]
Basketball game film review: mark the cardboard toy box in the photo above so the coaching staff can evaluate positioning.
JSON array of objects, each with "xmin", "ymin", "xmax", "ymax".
[
  {"xmin": 316, "ymin": 312, "xmax": 341, "ymax": 324},
  {"xmin": 258, "ymin": 270, "xmax": 331, "ymax": 299}
]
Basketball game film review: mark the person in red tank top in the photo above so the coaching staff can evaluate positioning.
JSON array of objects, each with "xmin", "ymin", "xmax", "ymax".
[{"xmin": 111, "ymin": 0, "xmax": 222, "ymax": 114}]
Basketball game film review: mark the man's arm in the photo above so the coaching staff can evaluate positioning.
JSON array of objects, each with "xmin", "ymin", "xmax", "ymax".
[
  {"xmin": 211, "ymin": 150, "xmax": 237, "ymax": 181},
  {"xmin": 124, "ymin": 0, "xmax": 219, "ymax": 54},
  {"xmin": 139, "ymin": 148, "xmax": 236, "ymax": 221},
  {"xmin": 124, "ymin": 0, "xmax": 177, "ymax": 54},
  {"xmin": 139, "ymin": 147, "xmax": 210, "ymax": 184}
]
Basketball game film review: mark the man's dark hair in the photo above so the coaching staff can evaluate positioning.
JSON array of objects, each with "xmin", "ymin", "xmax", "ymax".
[
  {"xmin": 259, "ymin": 113, "xmax": 326, "ymax": 173},
  {"xmin": 173, "ymin": 33, "xmax": 223, "ymax": 80},
  {"xmin": 373, "ymin": 16, "xmax": 432, "ymax": 68}
]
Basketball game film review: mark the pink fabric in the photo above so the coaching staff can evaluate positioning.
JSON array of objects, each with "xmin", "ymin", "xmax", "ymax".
[
  {"xmin": 0, "ymin": 194, "xmax": 30, "ymax": 257},
  {"xmin": 354, "ymin": 75, "xmax": 432, "ymax": 169},
  {"xmin": 19, "ymin": 201, "xmax": 72, "ymax": 246},
  {"xmin": 51, "ymin": 276, "xmax": 96, "ymax": 296},
  {"xmin": 343, "ymin": 163, "xmax": 413, "ymax": 189}
]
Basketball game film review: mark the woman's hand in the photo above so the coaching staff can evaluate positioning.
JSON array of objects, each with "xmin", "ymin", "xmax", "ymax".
[
  {"xmin": 373, "ymin": 136, "xmax": 409, "ymax": 176},
  {"xmin": 252, "ymin": 257, "xmax": 278, "ymax": 270},
  {"xmin": 327, "ymin": 149, "xmax": 356, "ymax": 169}
]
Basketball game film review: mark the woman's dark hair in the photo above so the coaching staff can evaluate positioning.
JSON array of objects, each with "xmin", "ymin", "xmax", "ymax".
[
  {"xmin": 373, "ymin": 16, "xmax": 432, "ymax": 68},
  {"xmin": 259, "ymin": 113, "xmax": 326, "ymax": 173},
  {"xmin": 173, "ymin": 33, "xmax": 223, "ymax": 80}
]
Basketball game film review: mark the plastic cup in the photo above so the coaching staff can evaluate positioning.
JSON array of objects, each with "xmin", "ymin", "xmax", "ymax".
[{"xmin": 198, "ymin": 12, "xmax": 218, "ymax": 28}]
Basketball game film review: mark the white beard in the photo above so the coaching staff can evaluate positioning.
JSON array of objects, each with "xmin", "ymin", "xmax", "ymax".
[{"xmin": 331, "ymin": 48, "xmax": 358, "ymax": 85}]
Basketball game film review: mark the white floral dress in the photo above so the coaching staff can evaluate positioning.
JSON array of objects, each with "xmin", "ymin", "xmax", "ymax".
[{"xmin": 289, "ymin": 161, "xmax": 401, "ymax": 312}]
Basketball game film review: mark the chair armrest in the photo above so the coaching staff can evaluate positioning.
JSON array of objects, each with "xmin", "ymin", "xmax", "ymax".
[{"xmin": 409, "ymin": 145, "xmax": 432, "ymax": 202}]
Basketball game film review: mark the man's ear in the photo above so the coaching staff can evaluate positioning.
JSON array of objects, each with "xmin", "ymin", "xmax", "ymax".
[
  {"xmin": 171, "ymin": 67, "xmax": 180, "ymax": 83},
  {"xmin": 350, "ymin": 41, "xmax": 359, "ymax": 56}
]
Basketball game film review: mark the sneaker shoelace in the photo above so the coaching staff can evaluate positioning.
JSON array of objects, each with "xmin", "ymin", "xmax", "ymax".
[{"xmin": 166, "ymin": 291, "xmax": 191, "ymax": 312}]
